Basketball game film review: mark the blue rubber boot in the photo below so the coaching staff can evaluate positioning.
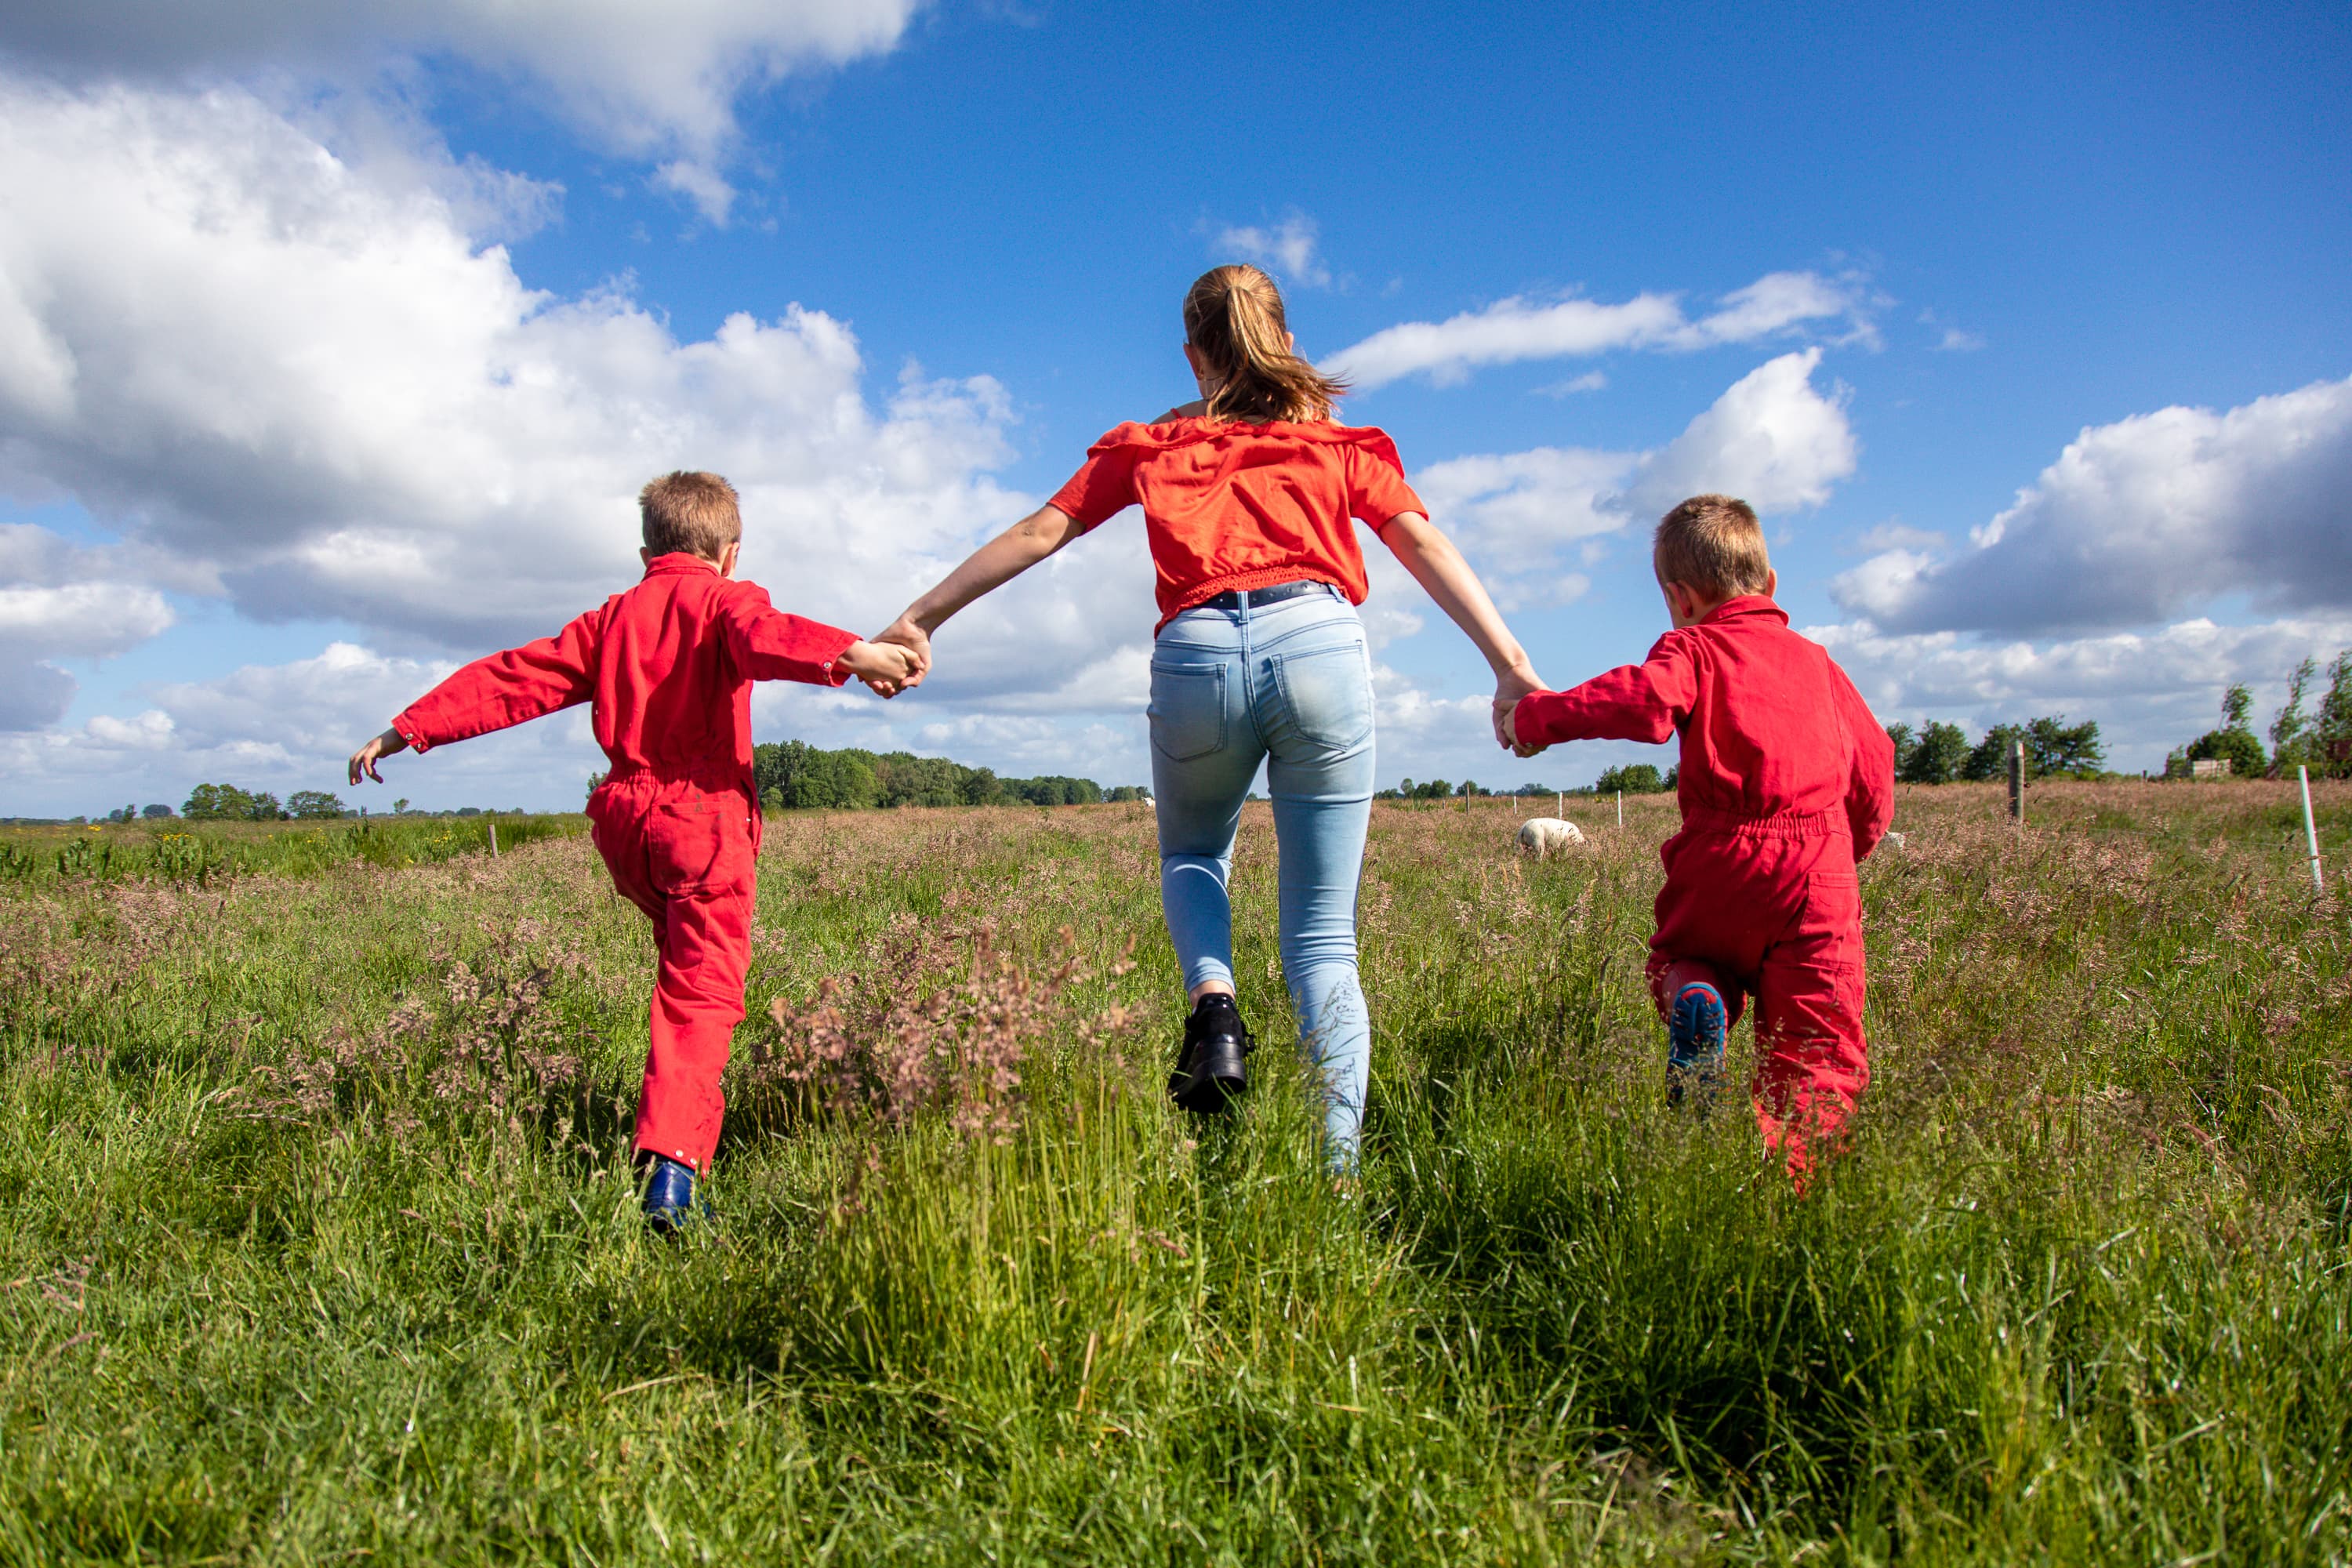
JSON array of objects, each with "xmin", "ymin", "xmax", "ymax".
[
  {"xmin": 1667, "ymin": 981, "xmax": 1727, "ymax": 1111},
  {"xmin": 641, "ymin": 1156, "xmax": 707, "ymax": 1236}
]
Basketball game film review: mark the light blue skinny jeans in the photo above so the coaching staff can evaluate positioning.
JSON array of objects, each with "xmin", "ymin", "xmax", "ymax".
[{"xmin": 1149, "ymin": 584, "xmax": 1376, "ymax": 1162}]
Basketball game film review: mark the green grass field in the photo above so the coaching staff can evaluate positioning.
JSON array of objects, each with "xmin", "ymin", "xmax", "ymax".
[{"xmin": 3, "ymin": 781, "xmax": 2349, "ymax": 1563}]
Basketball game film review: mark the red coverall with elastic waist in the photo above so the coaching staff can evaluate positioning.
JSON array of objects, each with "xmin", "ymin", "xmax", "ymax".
[
  {"xmin": 390, "ymin": 553, "xmax": 857, "ymax": 1171},
  {"xmin": 1512, "ymin": 597, "xmax": 1896, "ymax": 1177}
]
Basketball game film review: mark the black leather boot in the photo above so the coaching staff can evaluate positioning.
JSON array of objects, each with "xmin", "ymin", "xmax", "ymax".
[{"xmin": 1168, "ymin": 992, "xmax": 1253, "ymax": 1113}]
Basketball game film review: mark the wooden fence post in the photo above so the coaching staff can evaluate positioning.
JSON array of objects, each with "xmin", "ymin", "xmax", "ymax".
[
  {"xmin": 1616, "ymin": 790, "xmax": 1623, "ymax": 829},
  {"xmin": 2008, "ymin": 741, "xmax": 2024, "ymax": 824},
  {"xmin": 489, "ymin": 822, "xmax": 499, "ymax": 858}
]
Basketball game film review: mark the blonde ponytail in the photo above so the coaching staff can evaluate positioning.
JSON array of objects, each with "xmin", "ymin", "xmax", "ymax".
[{"xmin": 1182, "ymin": 264, "xmax": 1349, "ymax": 424}]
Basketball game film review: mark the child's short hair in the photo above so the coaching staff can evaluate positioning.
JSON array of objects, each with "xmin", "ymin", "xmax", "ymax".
[
  {"xmin": 1653, "ymin": 494, "xmax": 1770, "ymax": 598},
  {"xmin": 640, "ymin": 471, "xmax": 742, "ymax": 560}
]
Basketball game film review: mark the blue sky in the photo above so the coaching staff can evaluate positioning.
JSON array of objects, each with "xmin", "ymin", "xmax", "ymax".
[{"xmin": 2, "ymin": 0, "xmax": 2349, "ymax": 813}]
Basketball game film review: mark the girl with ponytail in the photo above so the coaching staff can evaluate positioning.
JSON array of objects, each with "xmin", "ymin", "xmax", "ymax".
[{"xmin": 877, "ymin": 265, "xmax": 1541, "ymax": 1170}]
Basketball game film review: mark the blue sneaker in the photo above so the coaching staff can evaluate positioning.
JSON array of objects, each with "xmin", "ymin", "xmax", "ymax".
[
  {"xmin": 641, "ymin": 1156, "xmax": 707, "ymax": 1235},
  {"xmin": 1667, "ymin": 982, "xmax": 1726, "ymax": 1110}
]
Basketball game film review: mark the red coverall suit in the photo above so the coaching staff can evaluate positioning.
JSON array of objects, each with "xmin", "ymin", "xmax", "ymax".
[
  {"xmin": 1513, "ymin": 597, "xmax": 1896, "ymax": 1178},
  {"xmin": 390, "ymin": 553, "xmax": 858, "ymax": 1171}
]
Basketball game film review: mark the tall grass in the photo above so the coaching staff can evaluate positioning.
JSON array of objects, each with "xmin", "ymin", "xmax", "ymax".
[{"xmin": 0, "ymin": 782, "xmax": 2347, "ymax": 1563}]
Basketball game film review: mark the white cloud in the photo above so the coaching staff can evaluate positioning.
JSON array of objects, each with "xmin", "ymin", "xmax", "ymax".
[
  {"xmin": 0, "ymin": 75, "xmax": 1190, "ymax": 808},
  {"xmin": 1325, "ymin": 270, "xmax": 1875, "ymax": 390},
  {"xmin": 1833, "ymin": 374, "xmax": 2352, "ymax": 635},
  {"xmin": 1212, "ymin": 212, "xmax": 1330, "ymax": 289},
  {"xmin": 2, "ymin": 0, "xmax": 922, "ymax": 179},
  {"xmin": 1406, "ymin": 351, "xmax": 1857, "ymax": 607},
  {"xmin": 0, "ymin": 78, "xmax": 1036, "ymax": 657},
  {"xmin": 1534, "ymin": 371, "xmax": 1607, "ymax": 397},
  {"xmin": 1919, "ymin": 309, "xmax": 1984, "ymax": 353},
  {"xmin": 1625, "ymin": 348, "xmax": 1857, "ymax": 516},
  {"xmin": 1806, "ymin": 612, "xmax": 2352, "ymax": 770},
  {"xmin": 652, "ymin": 159, "xmax": 738, "ymax": 226},
  {"xmin": 0, "ymin": 522, "xmax": 178, "ymax": 729}
]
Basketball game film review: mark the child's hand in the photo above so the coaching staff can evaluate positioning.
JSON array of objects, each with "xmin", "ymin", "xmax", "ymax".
[
  {"xmin": 347, "ymin": 726, "xmax": 408, "ymax": 786},
  {"xmin": 837, "ymin": 638, "xmax": 918, "ymax": 696}
]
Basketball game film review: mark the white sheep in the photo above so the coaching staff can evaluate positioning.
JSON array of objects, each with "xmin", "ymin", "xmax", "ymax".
[{"xmin": 1516, "ymin": 817, "xmax": 1586, "ymax": 859}]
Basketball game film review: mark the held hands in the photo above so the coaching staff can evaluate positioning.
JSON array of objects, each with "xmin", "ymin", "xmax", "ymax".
[
  {"xmin": 837, "ymin": 638, "xmax": 921, "ymax": 697},
  {"xmin": 862, "ymin": 615, "xmax": 935, "ymax": 695},
  {"xmin": 1492, "ymin": 662, "xmax": 1550, "ymax": 759},
  {"xmin": 347, "ymin": 725, "xmax": 409, "ymax": 786}
]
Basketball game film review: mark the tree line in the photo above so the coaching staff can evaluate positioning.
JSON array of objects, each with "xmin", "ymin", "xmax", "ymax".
[{"xmin": 749, "ymin": 741, "xmax": 1144, "ymax": 811}]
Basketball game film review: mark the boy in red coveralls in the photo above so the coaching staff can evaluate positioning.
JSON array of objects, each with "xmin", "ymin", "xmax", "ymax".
[
  {"xmin": 1501, "ymin": 495, "xmax": 1895, "ymax": 1184},
  {"xmin": 346, "ymin": 472, "xmax": 914, "ymax": 1229}
]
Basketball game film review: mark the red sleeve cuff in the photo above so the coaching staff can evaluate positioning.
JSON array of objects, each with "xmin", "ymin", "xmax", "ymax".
[
  {"xmin": 391, "ymin": 713, "xmax": 433, "ymax": 755},
  {"xmin": 1512, "ymin": 692, "xmax": 1555, "ymax": 748}
]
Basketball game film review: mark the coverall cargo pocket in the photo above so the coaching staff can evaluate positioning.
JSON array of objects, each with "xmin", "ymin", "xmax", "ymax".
[
  {"xmin": 1276, "ymin": 642, "xmax": 1373, "ymax": 751},
  {"xmin": 1149, "ymin": 665, "xmax": 1227, "ymax": 762},
  {"xmin": 648, "ymin": 800, "xmax": 752, "ymax": 894},
  {"xmin": 1804, "ymin": 869, "xmax": 1864, "ymax": 965}
]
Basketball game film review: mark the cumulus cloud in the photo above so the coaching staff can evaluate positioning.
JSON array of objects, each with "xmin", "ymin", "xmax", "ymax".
[
  {"xmin": 0, "ymin": 0, "xmax": 921, "ymax": 177},
  {"xmin": 1807, "ymin": 612, "xmax": 2352, "ymax": 768},
  {"xmin": 1832, "ymin": 374, "xmax": 2352, "ymax": 636},
  {"xmin": 1408, "ymin": 351, "xmax": 1857, "ymax": 607},
  {"xmin": 1211, "ymin": 212, "xmax": 1330, "ymax": 288},
  {"xmin": 0, "ymin": 78, "xmax": 1047, "ymax": 659},
  {"xmin": 1325, "ymin": 270, "xmax": 1875, "ymax": 390}
]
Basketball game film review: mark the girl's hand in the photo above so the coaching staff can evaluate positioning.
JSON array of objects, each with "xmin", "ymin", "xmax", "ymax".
[{"xmin": 348, "ymin": 726, "xmax": 408, "ymax": 785}]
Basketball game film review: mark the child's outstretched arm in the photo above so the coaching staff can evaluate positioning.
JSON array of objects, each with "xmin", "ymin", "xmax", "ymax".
[
  {"xmin": 875, "ymin": 504, "xmax": 1090, "ymax": 686},
  {"xmin": 349, "ymin": 609, "xmax": 604, "ymax": 786},
  {"xmin": 1511, "ymin": 634, "xmax": 1698, "ymax": 752}
]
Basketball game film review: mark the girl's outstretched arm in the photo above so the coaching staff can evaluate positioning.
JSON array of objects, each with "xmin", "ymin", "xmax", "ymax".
[
  {"xmin": 876, "ymin": 505, "xmax": 1088, "ymax": 687},
  {"xmin": 1376, "ymin": 512, "xmax": 1547, "ymax": 753}
]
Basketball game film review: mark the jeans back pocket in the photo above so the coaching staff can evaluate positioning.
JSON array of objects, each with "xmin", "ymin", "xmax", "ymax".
[
  {"xmin": 1149, "ymin": 663, "xmax": 1229, "ymax": 761},
  {"xmin": 1274, "ymin": 641, "xmax": 1374, "ymax": 753}
]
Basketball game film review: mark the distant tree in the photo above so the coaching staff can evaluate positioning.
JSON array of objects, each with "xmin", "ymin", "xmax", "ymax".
[
  {"xmin": 586, "ymin": 770, "xmax": 608, "ymax": 800},
  {"xmin": 456, "ymin": 806, "xmax": 481, "ymax": 818},
  {"xmin": 2317, "ymin": 649, "xmax": 2352, "ymax": 779},
  {"xmin": 141, "ymin": 803, "xmax": 174, "ymax": 819},
  {"xmin": 287, "ymin": 789, "xmax": 347, "ymax": 820},
  {"xmin": 2025, "ymin": 715, "xmax": 2105, "ymax": 778},
  {"xmin": 1885, "ymin": 722, "xmax": 1919, "ymax": 779},
  {"xmin": 245, "ymin": 792, "xmax": 287, "ymax": 821},
  {"xmin": 183, "ymin": 782, "xmax": 257, "ymax": 821},
  {"xmin": 1512, "ymin": 782, "xmax": 1555, "ymax": 797},
  {"xmin": 1106, "ymin": 786, "xmax": 1149, "ymax": 803},
  {"xmin": 2179, "ymin": 685, "xmax": 2263, "ymax": 780},
  {"xmin": 1902, "ymin": 720, "xmax": 1970, "ymax": 784},
  {"xmin": 392, "ymin": 797, "xmax": 410, "ymax": 815},
  {"xmin": 1455, "ymin": 779, "xmax": 1479, "ymax": 797},
  {"xmin": 2268, "ymin": 657, "xmax": 2318, "ymax": 773},
  {"xmin": 1593, "ymin": 763, "xmax": 1667, "ymax": 794},
  {"xmin": 1962, "ymin": 724, "xmax": 2024, "ymax": 782}
]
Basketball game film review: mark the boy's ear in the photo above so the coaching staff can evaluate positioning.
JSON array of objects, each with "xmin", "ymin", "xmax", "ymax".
[
  {"xmin": 639, "ymin": 546, "xmax": 652, "ymax": 568},
  {"xmin": 719, "ymin": 541, "xmax": 740, "ymax": 579},
  {"xmin": 1763, "ymin": 568, "xmax": 1778, "ymax": 598}
]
